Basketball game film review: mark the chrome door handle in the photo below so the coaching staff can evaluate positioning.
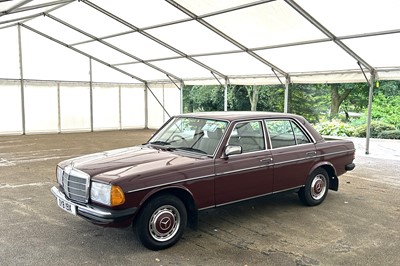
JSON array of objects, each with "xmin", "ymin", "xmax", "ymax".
[
  {"xmin": 306, "ymin": 151, "xmax": 316, "ymax": 157},
  {"xmin": 260, "ymin": 157, "xmax": 273, "ymax": 163}
]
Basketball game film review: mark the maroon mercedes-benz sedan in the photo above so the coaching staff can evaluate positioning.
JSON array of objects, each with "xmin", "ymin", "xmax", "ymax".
[{"xmin": 51, "ymin": 112, "xmax": 355, "ymax": 250}]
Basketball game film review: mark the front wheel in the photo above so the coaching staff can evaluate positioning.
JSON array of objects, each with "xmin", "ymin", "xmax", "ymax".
[
  {"xmin": 299, "ymin": 168, "xmax": 329, "ymax": 206},
  {"xmin": 135, "ymin": 194, "xmax": 187, "ymax": 250}
]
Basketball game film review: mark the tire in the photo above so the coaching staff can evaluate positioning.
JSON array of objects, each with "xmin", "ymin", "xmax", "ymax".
[
  {"xmin": 299, "ymin": 168, "xmax": 329, "ymax": 206},
  {"xmin": 135, "ymin": 194, "xmax": 187, "ymax": 250}
]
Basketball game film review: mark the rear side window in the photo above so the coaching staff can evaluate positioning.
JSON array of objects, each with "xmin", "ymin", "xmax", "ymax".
[{"xmin": 265, "ymin": 120, "xmax": 310, "ymax": 149}]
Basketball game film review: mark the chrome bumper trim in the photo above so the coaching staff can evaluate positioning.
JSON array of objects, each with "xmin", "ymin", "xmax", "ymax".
[{"xmin": 51, "ymin": 186, "xmax": 136, "ymax": 223}]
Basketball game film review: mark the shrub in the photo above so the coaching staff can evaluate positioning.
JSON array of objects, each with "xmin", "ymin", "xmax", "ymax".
[
  {"xmin": 314, "ymin": 119, "xmax": 355, "ymax": 137},
  {"xmin": 353, "ymin": 121, "xmax": 396, "ymax": 138},
  {"xmin": 378, "ymin": 130, "xmax": 400, "ymax": 139}
]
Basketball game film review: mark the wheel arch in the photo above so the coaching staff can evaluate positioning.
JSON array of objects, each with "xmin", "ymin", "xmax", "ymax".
[
  {"xmin": 137, "ymin": 186, "xmax": 198, "ymax": 230},
  {"xmin": 309, "ymin": 162, "xmax": 338, "ymax": 191}
]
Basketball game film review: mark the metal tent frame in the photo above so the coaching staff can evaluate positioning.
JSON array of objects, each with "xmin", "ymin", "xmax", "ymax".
[{"xmin": 2, "ymin": 0, "xmax": 400, "ymax": 154}]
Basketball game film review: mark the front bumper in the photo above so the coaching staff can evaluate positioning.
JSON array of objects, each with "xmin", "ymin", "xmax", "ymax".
[{"xmin": 51, "ymin": 186, "xmax": 137, "ymax": 226}]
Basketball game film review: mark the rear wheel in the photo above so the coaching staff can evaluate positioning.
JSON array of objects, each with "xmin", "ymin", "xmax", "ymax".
[
  {"xmin": 299, "ymin": 168, "xmax": 329, "ymax": 206},
  {"xmin": 135, "ymin": 194, "xmax": 187, "ymax": 250}
]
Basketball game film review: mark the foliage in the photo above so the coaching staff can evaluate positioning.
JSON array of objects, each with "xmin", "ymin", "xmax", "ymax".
[
  {"xmin": 333, "ymin": 83, "xmax": 369, "ymax": 116},
  {"xmin": 314, "ymin": 119, "xmax": 355, "ymax": 137},
  {"xmin": 183, "ymin": 85, "xmax": 224, "ymax": 112},
  {"xmin": 182, "ymin": 80, "xmax": 400, "ymax": 139},
  {"xmin": 369, "ymin": 92, "xmax": 400, "ymax": 129},
  {"xmin": 378, "ymin": 130, "xmax": 400, "ymax": 139},
  {"xmin": 230, "ymin": 85, "xmax": 284, "ymax": 112},
  {"xmin": 353, "ymin": 121, "xmax": 396, "ymax": 138},
  {"xmin": 289, "ymin": 84, "xmax": 330, "ymax": 123}
]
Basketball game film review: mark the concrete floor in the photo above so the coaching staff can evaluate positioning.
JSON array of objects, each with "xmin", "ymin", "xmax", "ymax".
[{"xmin": 0, "ymin": 130, "xmax": 399, "ymax": 266}]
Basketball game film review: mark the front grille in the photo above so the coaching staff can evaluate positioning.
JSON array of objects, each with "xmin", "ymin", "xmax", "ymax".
[{"xmin": 62, "ymin": 167, "xmax": 90, "ymax": 203}]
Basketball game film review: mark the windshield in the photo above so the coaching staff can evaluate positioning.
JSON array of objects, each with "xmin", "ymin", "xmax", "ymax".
[{"xmin": 148, "ymin": 117, "xmax": 228, "ymax": 156}]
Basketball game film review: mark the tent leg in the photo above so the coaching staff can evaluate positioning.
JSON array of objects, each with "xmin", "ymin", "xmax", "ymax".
[
  {"xmin": 224, "ymin": 78, "xmax": 228, "ymax": 111},
  {"xmin": 118, "ymin": 85, "xmax": 122, "ymax": 130},
  {"xmin": 18, "ymin": 24, "xmax": 26, "ymax": 135},
  {"xmin": 284, "ymin": 77, "xmax": 290, "ymax": 113},
  {"xmin": 180, "ymin": 82, "xmax": 184, "ymax": 114},
  {"xmin": 162, "ymin": 85, "xmax": 165, "ymax": 123},
  {"xmin": 365, "ymin": 73, "xmax": 375, "ymax": 154},
  {"xmin": 89, "ymin": 58, "xmax": 94, "ymax": 132},
  {"xmin": 144, "ymin": 85, "xmax": 148, "ymax": 129},
  {"xmin": 57, "ymin": 82, "xmax": 61, "ymax": 133}
]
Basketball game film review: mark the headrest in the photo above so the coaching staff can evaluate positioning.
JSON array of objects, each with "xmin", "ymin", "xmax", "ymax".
[{"xmin": 208, "ymin": 128, "xmax": 223, "ymax": 139}]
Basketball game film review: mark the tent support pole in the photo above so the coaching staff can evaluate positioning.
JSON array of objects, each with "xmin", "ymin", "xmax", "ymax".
[
  {"xmin": 57, "ymin": 82, "xmax": 61, "ymax": 133},
  {"xmin": 144, "ymin": 85, "xmax": 148, "ymax": 129},
  {"xmin": 118, "ymin": 85, "xmax": 122, "ymax": 130},
  {"xmin": 210, "ymin": 71, "xmax": 227, "ymax": 111},
  {"xmin": 18, "ymin": 24, "xmax": 26, "ymax": 135},
  {"xmin": 284, "ymin": 77, "xmax": 290, "ymax": 113},
  {"xmin": 224, "ymin": 78, "xmax": 228, "ymax": 111},
  {"xmin": 365, "ymin": 73, "xmax": 375, "ymax": 155},
  {"xmin": 272, "ymin": 68, "xmax": 289, "ymax": 113},
  {"xmin": 166, "ymin": 74, "xmax": 184, "ymax": 114},
  {"xmin": 162, "ymin": 85, "xmax": 165, "ymax": 123},
  {"xmin": 89, "ymin": 58, "xmax": 94, "ymax": 132},
  {"xmin": 145, "ymin": 84, "xmax": 171, "ymax": 119},
  {"xmin": 180, "ymin": 81, "xmax": 184, "ymax": 114}
]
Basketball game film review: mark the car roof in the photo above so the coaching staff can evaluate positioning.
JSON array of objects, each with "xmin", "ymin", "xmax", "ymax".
[{"xmin": 176, "ymin": 111, "xmax": 306, "ymax": 123}]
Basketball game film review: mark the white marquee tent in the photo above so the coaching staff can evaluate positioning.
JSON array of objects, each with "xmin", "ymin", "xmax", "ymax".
[{"xmin": 1, "ymin": 0, "xmax": 400, "ymax": 153}]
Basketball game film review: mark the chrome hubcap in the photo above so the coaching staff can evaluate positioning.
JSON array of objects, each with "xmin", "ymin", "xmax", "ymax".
[
  {"xmin": 311, "ymin": 174, "xmax": 327, "ymax": 200},
  {"xmin": 149, "ymin": 205, "xmax": 180, "ymax": 242}
]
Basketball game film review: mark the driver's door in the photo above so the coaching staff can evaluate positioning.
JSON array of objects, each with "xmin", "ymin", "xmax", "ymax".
[{"xmin": 214, "ymin": 120, "xmax": 274, "ymax": 206}]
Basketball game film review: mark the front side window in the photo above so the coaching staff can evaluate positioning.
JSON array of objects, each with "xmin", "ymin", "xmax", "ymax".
[
  {"xmin": 148, "ymin": 117, "xmax": 228, "ymax": 156},
  {"xmin": 228, "ymin": 121, "xmax": 265, "ymax": 153},
  {"xmin": 265, "ymin": 120, "xmax": 310, "ymax": 149}
]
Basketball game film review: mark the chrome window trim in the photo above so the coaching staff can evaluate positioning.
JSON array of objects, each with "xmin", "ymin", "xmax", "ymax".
[
  {"xmin": 264, "ymin": 118, "xmax": 316, "ymax": 150},
  {"xmin": 225, "ymin": 119, "xmax": 267, "ymax": 155}
]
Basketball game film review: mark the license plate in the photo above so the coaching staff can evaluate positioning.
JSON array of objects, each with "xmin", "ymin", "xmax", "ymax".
[{"xmin": 57, "ymin": 197, "xmax": 77, "ymax": 215}]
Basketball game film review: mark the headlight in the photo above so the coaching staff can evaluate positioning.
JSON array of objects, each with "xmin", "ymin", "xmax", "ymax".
[{"xmin": 90, "ymin": 182, "xmax": 125, "ymax": 207}]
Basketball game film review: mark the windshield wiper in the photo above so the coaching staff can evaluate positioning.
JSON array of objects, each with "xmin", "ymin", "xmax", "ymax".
[{"xmin": 148, "ymin": 141, "xmax": 170, "ymax": 146}]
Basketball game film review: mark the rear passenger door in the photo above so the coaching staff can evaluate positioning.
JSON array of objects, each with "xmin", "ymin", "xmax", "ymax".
[{"xmin": 265, "ymin": 119, "xmax": 316, "ymax": 192}]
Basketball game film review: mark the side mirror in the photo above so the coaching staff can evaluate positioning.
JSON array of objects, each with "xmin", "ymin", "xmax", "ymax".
[{"xmin": 224, "ymin": 145, "xmax": 242, "ymax": 157}]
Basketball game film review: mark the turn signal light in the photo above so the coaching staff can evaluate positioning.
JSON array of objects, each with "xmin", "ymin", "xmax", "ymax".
[{"xmin": 110, "ymin": 185, "xmax": 125, "ymax": 206}]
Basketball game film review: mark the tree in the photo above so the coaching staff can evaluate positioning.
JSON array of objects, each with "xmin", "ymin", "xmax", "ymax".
[
  {"xmin": 289, "ymin": 84, "xmax": 330, "ymax": 123},
  {"xmin": 229, "ymin": 85, "xmax": 251, "ymax": 110},
  {"xmin": 330, "ymin": 84, "xmax": 353, "ymax": 118},
  {"xmin": 246, "ymin": 85, "xmax": 259, "ymax": 111},
  {"xmin": 183, "ymin": 85, "xmax": 224, "ymax": 112}
]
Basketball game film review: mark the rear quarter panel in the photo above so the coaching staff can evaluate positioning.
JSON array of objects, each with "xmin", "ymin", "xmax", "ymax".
[{"xmin": 315, "ymin": 139, "xmax": 355, "ymax": 177}]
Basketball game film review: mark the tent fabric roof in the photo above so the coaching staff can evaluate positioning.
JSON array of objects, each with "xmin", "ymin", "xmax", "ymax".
[{"xmin": 1, "ymin": 0, "xmax": 400, "ymax": 85}]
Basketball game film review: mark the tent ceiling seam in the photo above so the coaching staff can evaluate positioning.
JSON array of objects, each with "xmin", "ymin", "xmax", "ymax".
[
  {"xmin": 284, "ymin": 0, "xmax": 375, "ymax": 74},
  {"xmin": 66, "ymin": 0, "xmax": 275, "ymax": 48},
  {"xmin": 0, "ymin": 0, "xmax": 34, "ymax": 17},
  {"xmin": 46, "ymin": 13, "xmax": 183, "ymax": 83},
  {"xmin": 20, "ymin": 23, "xmax": 147, "ymax": 83},
  {"xmin": 1, "ymin": 0, "xmax": 400, "ymax": 84},
  {"xmin": 0, "ymin": 0, "xmax": 73, "ymax": 17},
  {"xmin": 165, "ymin": 0, "xmax": 288, "ymax": 79},
  {"xmin": 81, "ymin": 0, "xmax": 227, "ymax": 80}
]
